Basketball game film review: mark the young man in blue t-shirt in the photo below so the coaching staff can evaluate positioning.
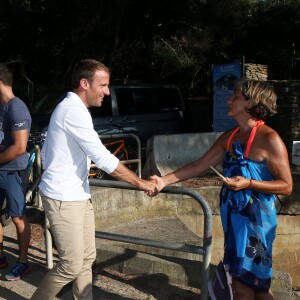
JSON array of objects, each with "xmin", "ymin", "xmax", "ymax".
[{"xmin": 0, "ymin": 63, "xmax": 32, "ymax": 280}]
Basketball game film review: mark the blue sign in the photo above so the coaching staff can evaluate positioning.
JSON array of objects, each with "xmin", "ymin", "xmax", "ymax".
[{"xmin": 212, "ymin": 62, "xmax": 242, "ymax": 132}]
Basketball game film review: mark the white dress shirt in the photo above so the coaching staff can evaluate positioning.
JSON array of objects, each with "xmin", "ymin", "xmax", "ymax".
[{"xmin": 39, "ymin": 92, "xmax": 119, "ymax": 201}]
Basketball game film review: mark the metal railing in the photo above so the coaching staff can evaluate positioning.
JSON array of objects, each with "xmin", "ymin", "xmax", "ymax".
[
  {"xmin": 35, "ymin": 132, "xmax": 211, "ymax": 298},
  {"xmin": 44, "ymin": 179, "xmax": 212, "ymax": 300}
]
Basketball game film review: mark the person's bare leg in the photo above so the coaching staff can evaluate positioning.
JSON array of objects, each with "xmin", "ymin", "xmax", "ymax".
[
  {"xmin": 255, "ymin": 289, "xmax": 274, "ymax": 300},
  {"xmin": 232, "ymin": 279, "xmax": 255, "ymax": 300},
  {"xmin": 12, "ymin": 216, "xmax": 31, "ymax": 262}
]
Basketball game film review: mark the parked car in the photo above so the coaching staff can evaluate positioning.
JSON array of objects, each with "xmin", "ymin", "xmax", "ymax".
[{"xmin": 30, "ymin": 85, "xmax": 186, "ymax": 153}]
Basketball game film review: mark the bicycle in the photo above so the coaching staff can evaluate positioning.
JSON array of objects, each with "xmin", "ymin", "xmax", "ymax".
[
  {"xmin": 25, "ymin": 143, "xmax": 42, "ymax": 206},
  {"xmin": 89, "ymin": 133, "xmax": 141, "ymax": 180}
]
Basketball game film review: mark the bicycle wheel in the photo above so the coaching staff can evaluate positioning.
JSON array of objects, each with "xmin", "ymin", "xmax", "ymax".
[
  {"xmin": 26, "ymin": 151, "xmax": 40, "ymax": 206},
  {"xmin": 0, "ymin": 199, "xmax": 12, "ymax": 227},
  {"xmin": 124, "ymin": 143, "xmax": 140, "ymax": 176},
  {"xmin": 95, "ymin": 169, "xmax": 106, "ymax": 179},
  {"xmin": 94, "ymin": 150, "xmax": 128, "ymax": 181}
]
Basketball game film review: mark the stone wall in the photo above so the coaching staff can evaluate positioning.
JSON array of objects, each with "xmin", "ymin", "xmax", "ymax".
[
  {"xmin": 244, "ymin": 63, "xmax": 268, "ymax": 81},
  {"xmin": 267, "ymin": 80, "xmax": 300, "ymax": 173}
]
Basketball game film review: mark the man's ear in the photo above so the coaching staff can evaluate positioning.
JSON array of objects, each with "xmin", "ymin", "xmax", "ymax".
[{"xmin": 80, "ymin": 78, "xmax": 89, "ymax": 90}]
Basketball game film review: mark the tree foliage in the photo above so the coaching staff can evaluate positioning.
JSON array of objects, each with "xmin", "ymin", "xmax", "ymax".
[{"xmin": 0, "ymin": 0, "xmax": 299, "ymax": 97}]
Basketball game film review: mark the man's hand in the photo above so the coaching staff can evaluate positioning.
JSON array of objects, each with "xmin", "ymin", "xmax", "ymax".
[
  {"xmin": 140, "ymin": 177, "xmax": 158, "ymax": 195},
  {"xmin": 145, "ymin": 175, "xmax": 166, "ymax": 197}
]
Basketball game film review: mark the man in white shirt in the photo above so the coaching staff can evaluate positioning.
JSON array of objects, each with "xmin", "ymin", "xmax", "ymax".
[{"xmin": 31, "ymin": 59, "xmax": 157, "ymax": 300}]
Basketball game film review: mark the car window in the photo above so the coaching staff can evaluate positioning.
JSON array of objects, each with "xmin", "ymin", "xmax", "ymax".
[
  {"xmin": 115, "ymin": 86, "xmax": 183, "ymax": 115},
  {"xmin": 115, "ymin": 88, "xmax": 159, "ymax": 114},
  {"xmin": 133, "ymin": 88, "xmax": 158, "ymax": 114},
  {"xmin": 155, "ymin": 88, "xmax": 184, "ymax": 111},
  {"xmin": 115, "ymin": 88, "xmax": 137, "ymax": 115}
]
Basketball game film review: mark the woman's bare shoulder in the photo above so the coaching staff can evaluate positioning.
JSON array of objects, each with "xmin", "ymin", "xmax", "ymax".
[{"xmin": 258, "ymin": 124, "xmax": 285, "ymax": 148}]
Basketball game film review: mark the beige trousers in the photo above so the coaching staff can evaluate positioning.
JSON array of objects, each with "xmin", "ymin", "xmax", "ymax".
[{"xmin": 31, "ymin": 196, "xmax": 96, "ymax": 300}]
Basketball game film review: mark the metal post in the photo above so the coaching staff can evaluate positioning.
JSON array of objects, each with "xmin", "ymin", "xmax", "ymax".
[{"xmin": 44, "ymin": 215, "xmax": 53, "ymax": 269}]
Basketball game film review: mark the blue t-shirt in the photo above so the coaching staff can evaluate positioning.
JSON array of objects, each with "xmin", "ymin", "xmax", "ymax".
[{"xmin": 0, "ymin": 97, "xmax": 31, "ymax": 170}]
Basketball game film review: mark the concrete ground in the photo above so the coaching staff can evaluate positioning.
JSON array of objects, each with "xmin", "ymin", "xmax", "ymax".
[
  {"xmin": 0, "ymin": 216, "xmax": 201, "ymax": 300},
  {"xmin": 1, "ymin": 215, "xmax": 299, "ymax": 300}
]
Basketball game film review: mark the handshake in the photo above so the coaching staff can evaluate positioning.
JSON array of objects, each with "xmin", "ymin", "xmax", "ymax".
[{"xmin": 140, "ymin": 175, "xmax": 165, "ymax": 197}]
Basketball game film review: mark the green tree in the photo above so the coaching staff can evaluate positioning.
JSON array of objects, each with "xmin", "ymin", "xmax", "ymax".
[{"xmin": 1, "ymin": 0, "xmax": 300, "ymax": 99}]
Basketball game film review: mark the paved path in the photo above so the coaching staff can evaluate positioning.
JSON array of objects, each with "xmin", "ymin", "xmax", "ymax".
[{"xmin": 0, "ymin": 219, "xmax": 200, "ymax": 299}]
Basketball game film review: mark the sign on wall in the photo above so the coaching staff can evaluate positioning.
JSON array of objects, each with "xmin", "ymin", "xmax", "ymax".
[{"xmin": 212, "ymin": 62, "xmax": 242, "ymax": 132}]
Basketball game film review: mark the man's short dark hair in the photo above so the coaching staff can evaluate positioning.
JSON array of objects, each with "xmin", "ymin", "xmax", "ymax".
[
  {"xmin": 0, "ymin": 63, "xmax": 13, "ymax": 86},
  {"xmin": 71, "ymin": 59, "xmax": 110, "ymax": 89}
]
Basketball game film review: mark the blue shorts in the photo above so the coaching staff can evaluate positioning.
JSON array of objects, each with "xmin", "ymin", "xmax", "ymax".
[{"xmin": 0, "ymin": 170, "xmax": 26, "ymax": 217}]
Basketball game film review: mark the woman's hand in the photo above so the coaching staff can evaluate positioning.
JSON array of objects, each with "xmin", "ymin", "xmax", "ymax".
[
  {"xmin": 140, "ymin": 178, "xmax": 158, "ymax": 194},
  {"xmin": 223, "ymin": 176, "xmax": 252, "ymax": 191},
  {"xmin": 146, "ymin": 175, "xmax": 166, "ymax": 197}
]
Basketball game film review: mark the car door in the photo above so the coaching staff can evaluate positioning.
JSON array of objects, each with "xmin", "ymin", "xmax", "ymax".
[{"xmin": 113, "ymin": 85, "xmax": 185, "ymax": 145}]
